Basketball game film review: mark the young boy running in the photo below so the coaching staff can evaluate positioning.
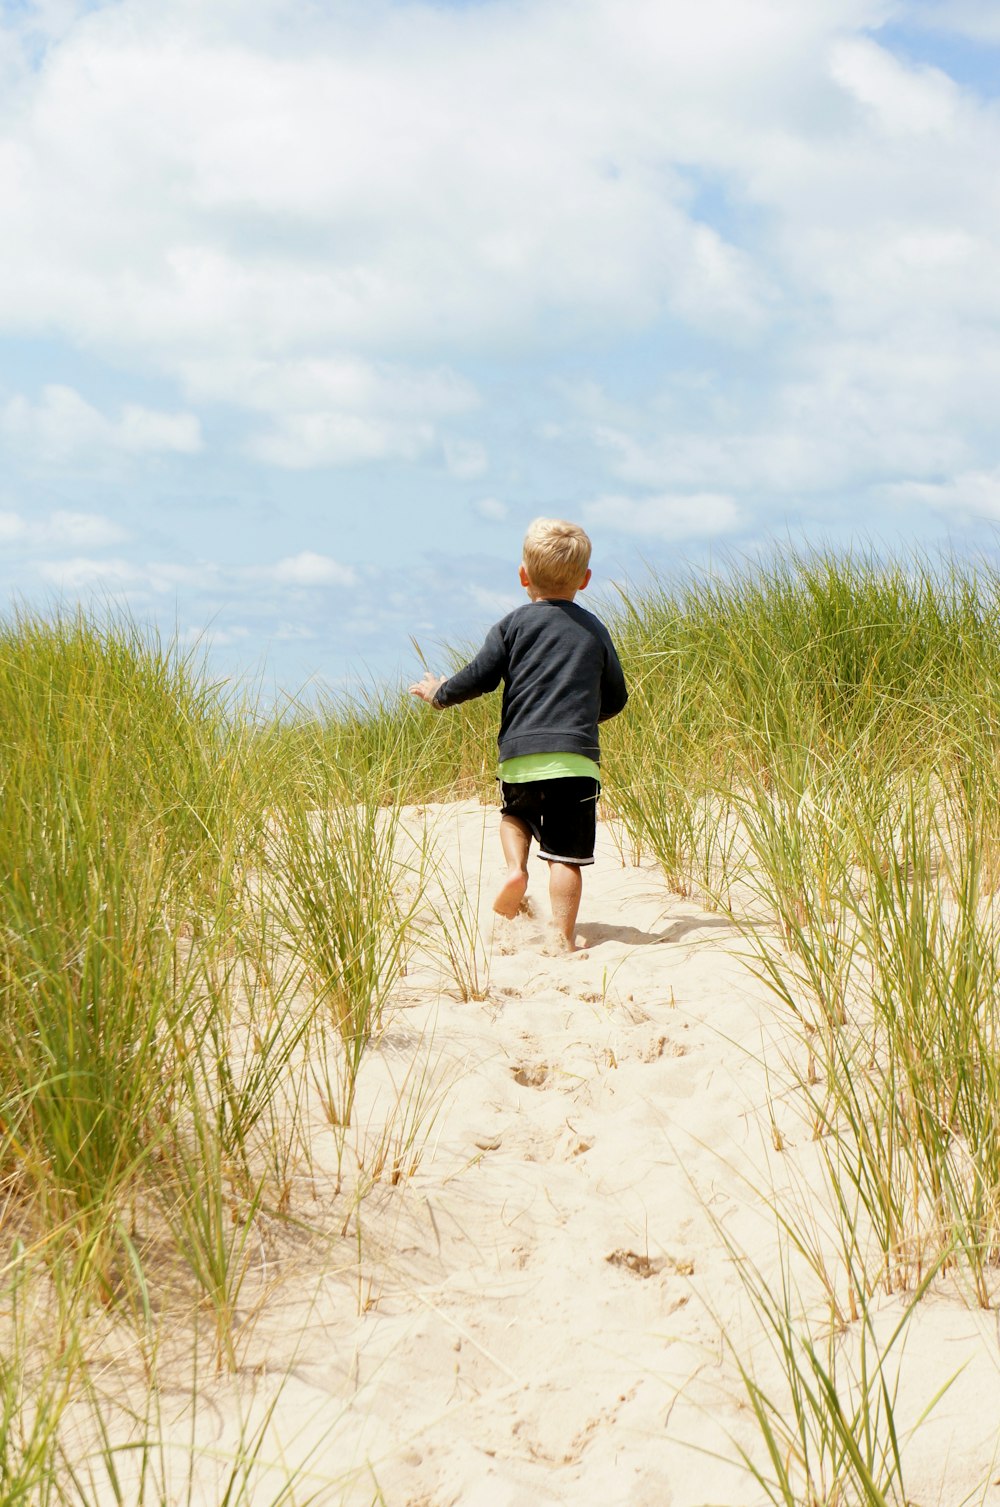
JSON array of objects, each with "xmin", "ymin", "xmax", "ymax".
[{"xmin": 409, "ymin": 518, "xmax": 628, "ymax": 950}]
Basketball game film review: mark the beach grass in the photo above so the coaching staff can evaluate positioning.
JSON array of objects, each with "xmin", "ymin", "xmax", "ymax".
[{"xmin": 4, "ymin": 547, "xmax": 1000, "ymax": 1497}]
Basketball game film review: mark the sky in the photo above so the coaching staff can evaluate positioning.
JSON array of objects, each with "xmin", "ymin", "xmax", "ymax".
[{"xmin": 1, "ymin": 0, "xmax": 999, "ymax": 699}]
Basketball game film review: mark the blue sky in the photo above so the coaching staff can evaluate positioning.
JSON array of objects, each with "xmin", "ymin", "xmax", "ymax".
[{"xmin": 1, "ymin": 0, "xmax": 999, "ymax": 697}]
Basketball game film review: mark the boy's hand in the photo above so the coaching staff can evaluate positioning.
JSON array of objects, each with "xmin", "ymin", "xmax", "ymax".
[{"xmin": 409, "ymin": 672, "xmax": 446, "ymax": 706}]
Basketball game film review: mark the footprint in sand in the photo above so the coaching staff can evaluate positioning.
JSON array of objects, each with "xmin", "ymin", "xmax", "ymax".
[
  {"xmin": 605, "ymin": 1248, "xmax": 696, "ymax": 1279},
  {"xmin": 511, "ymin": 1063, "xmax": 550, "ymax": 1087},
  {"xmin": 495, "ymin": 925, "xmax": 518, "ymax": 957},
  {"xmin": 639, "ymin": 1034, "xmax": 689, "ymax": 1063}
]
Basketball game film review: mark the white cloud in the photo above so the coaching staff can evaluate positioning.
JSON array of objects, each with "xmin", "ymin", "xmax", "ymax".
[
  {"xmin": 880, "ymin": 468, "xmax": 1000, "ymax": 520},
  {"xmin": 177, "ymin": 354, "xmax": 476, "ymax": 469},
  {"xmin": 47, "ymin": 510, "xmax": 128, "ymax": 546},
  {"xmin": 466, "ymin": 584, "xmax": 521, "ymax": 617},
  {"xmin": 248, "ymin": 413, "xmax": 433, "ymax": 469},
  {"xmin": 178, "ymin": 355, "xmax": 477, "ymax": 418},
  {"xmin": 475, "ymin": 497, "xmax": 509, "ymax": 522},
  {"xmin": 32, "ymin": 549, "xmax": 357, "ymax": 596},
  {"xmin": 584, "ymin": 492, "xmax": 742, "ymax": 540},
  {"xmin": 268, "ymin": 553, "xmax": 356, "ymax": 587},
  {"xmin": 586, "ymin": 313, "xmax": 1000, "ymax": 501},
  {"xmin": 0, "ymin": 1, "xmax": 980, "ymax": 387},
  {"xmin": 0, "ymin": 385, "xmax": 201, "ymax": 466},
  {"xmin": 0, "ymin": 507, "xmax": 126, "ymax": 547},
  {"xmin": 0, "ymin": 0, "xmax": 997, "ymax": 530},
  {"xmin": 0, "ymin": 511, "xmax": 28, "ymax": 543},
  {"xmin": 0, "ymin": 0, "xmax": 786, "ymax": 377},
  {"xmin": 273, "ymin": 621, "xmax": 317, "ymax": 641},
  {"xmin": 444, "ymin": 438, "xmax": 489, "ymax": 481},
  {"xmin": 36, "ymin": 556, "xmax": 142, "ymax": 590},
  {"xmin": 830, "ymin": 38, "xmax": 960, "ymax": 136},
  {"xmin": 177, "ymin": 623, "xmax": 250, "ymax": 648}
]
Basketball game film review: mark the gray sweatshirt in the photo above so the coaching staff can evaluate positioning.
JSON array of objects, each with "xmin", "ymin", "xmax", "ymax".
[{"xmin": 433, "ymin": 598, "xmax": 628, "ymax": 763}]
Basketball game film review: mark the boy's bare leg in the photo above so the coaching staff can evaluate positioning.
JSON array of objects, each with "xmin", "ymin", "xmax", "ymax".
[
  {"xmin": 548, "ymin": 861, "xmax": 583, "ymax": 950},
  {"xmin": 494, "ymin": 815, "xmax": 531, "ymax": 917}
]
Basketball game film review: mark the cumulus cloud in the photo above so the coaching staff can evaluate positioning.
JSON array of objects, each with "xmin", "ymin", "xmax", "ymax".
[
  {"xmin": 36, "ymin": 556, "xmax": 143, "ymax": 590},
  {"xmin": 0, "ymin": 385, "xmax": 201, "ymax": 466},
  {"xmin": 0, "ymin": 5, "xmax": 991, "ymax": 371},
  {"xmin": 584, "ymin": 492, "xmax": 742, "ymax": 541},
  {"xmin": 3, "ymin": 0, "xmax": 1000, "ymax": 698},
  {"xmin": 475, "ymin": 497, "xmax": 509, "ymax": 522},
  {"xmin": 586, "ymin": 312, "xmax": 1000, "ymax": 503},
  {"xmin": 177, "ymin": 624, "xmax": 251, "ymax": 648},
  {"xmin": 50, "ymin": 509, "xmax": 128, "ymax": 546},
  {"xmin": 268, "ymin": 552, "xmax": 356, "ymax": 587},
  {"xmin": 830, "ymin": 37, "xmax": 961, "ymax": 136},
  {"xmin": 178, "ymin": 354, "xmax": 476, "ymax": 468},
  {"xmin": 0, "ymin": 0, "xmax": 783, "ymax": 379},
  {"xmin": 466, "ymin": 584, "xmax": 521, "ymax": 617},
  {"xmin": 32, "ymin": 549, "xmax": 357, "ymax": 595},
  {"xmin": 880, "ymin": 468, "xmax": 1000, "ymax": 520},
  {"xmin": 273, "ymin": 621, "xmax": 317, "ymax": 641},
  {"xmin": 444, "ymin": 439, "xmax": 489, "ymax": 481},
  {"xmin": 248, "ymin": 413, "xmax": 433, "ymax": 469},
  {"xmin": 1, "ymin": 0, "xmax": 997, "ymax": 511},
  {"xmin": 0, "ymin": 507, "xmax": 127, "ymax": 547},
  {"xmin": 177, "ymin": 356, "xmax": 476, "ymax": 418}
]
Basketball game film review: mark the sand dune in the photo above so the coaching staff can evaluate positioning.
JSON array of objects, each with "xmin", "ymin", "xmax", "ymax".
[{"xmin": 172, "ymin": 800, "xmax": 1000, "ymax": 1506}]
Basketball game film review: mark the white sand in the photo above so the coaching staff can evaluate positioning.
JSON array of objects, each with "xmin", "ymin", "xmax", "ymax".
[{"xmin": 165, "ymin": 801, "xmax": 1000, "ymax": 1506}]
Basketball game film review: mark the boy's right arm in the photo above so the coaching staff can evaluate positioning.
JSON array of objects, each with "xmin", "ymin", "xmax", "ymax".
[
  {"xmin": 409, "ymin": 672, "xmax": 447, "ymax": 706},
  {"xmin": 423, "ymin": 624, "xmax": 506, "ymax": 708}
]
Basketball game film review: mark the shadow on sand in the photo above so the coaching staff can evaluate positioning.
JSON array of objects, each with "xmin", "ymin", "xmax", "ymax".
[{"xmin": 582, "ymin": 915, "xmax": 734, "ymax": 948}]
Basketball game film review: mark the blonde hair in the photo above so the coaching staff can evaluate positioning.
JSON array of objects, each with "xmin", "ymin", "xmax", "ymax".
[{"xmin": 522, "ymin": 517, "xmax": 592, "ymax": 593}]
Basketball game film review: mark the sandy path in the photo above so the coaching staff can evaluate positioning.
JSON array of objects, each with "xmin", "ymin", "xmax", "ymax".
[{"xmin": 192, "ymin": 801, "xmax": 1000, "ymax": 1507}]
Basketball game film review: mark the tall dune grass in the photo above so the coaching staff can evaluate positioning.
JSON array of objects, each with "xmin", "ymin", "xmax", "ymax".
[
  {"xmin": 597, "ymin": 552, "xmax": 1000, "ymax": 1285},
  {"xmin": 0, "ymin": 610, "xmax": 431, "ymax": 1378},
  {"xmin": 5, "ymin": 547, "xmax": 1000, "ymax": 1496},
  {"xmin": 594, "ymin": 551, "xmax": 1000, "ymax": 1492}
]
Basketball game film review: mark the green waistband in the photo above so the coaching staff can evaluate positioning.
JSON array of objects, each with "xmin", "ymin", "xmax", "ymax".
[{"xmin": 499, "ymin": 752, "xmax": 600, "ymax": 783}]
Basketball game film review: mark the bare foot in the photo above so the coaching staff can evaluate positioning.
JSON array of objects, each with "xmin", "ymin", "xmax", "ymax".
[
  {"xmin": 543, "ymin": 927, "xmax": 585, "ymax": 955},
  {"xmin": 493, "ymin": 869, "xmax": 528, "ymax": 919}
]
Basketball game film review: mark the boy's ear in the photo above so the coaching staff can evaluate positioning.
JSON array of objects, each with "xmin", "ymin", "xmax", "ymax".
[
  {"xmin": 579, "ymin": 568, "xmax": 592, "ymax": 591},
  {"xmin": 518, "ymin": 563, "xmax": 531, "ymax": 588}
]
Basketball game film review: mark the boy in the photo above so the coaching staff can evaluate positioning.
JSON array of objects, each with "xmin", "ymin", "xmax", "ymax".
[{"xmin": 409, "ymin": 518, "xmax": 627, "ymax": 951}]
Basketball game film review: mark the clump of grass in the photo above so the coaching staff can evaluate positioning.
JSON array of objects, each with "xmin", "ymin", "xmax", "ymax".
[
  {"xmin": 714, "ymin": 1222, "xmax": 949, "ymax": 1507},
  {"xmin": 0, "ymin": 610, "xmax": 250, "ymax": 1301},
  {"xmin": 421, "ymin": 809, "xmax": 494, "ymax": 1003},
  {"xmin": 595, "ymin": 550, "xmax": 1000, "ymax": 1488},
  {"xmin": 0, "ymin": 609, "xmax": 436, "ymax": 1376},
  {"xmin": 0, "ymin": 1244, "xmax": 74, "ymax": 1504},
  {"xmin": 272, "ymin": 760, "xmax": 417, "ymax": 1129}
]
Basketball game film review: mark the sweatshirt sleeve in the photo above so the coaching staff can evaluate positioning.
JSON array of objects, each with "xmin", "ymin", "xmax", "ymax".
[
  {"xmin": 598, "ymin": 639, "xmax": 628, "ymax": 722},
  {"xmin": 433, "ymin": 624, "xmax": 506, "ymax": 707}
]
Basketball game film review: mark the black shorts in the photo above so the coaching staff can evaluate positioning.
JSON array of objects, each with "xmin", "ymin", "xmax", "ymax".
[{"xmin": 499, "ymin": 777, "xmax": 600, "ymax": 866}]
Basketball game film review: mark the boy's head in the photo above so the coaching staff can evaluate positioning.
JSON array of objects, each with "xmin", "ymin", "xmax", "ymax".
[{"xmin": 521, "ymin": 518, "xmax": 592, "ymax": 598}]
